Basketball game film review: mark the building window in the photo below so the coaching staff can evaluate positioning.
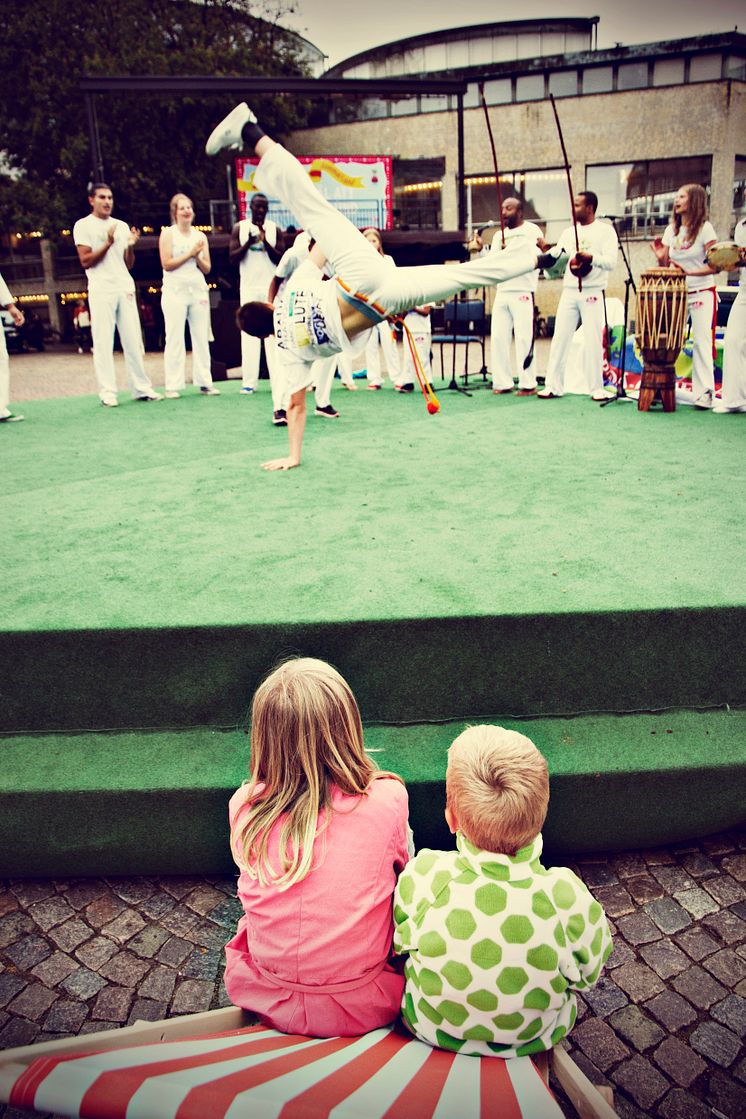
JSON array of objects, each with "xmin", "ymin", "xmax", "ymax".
[
  {"xmin": 617, "ymin": 61, "xmax": 649, "ymax": 90},
  {"xmin": 548, "ymin": 70, "xmax": 578, "ymax": 98},
  {"xmin": 466, "ymin": 168, "xmax": 567, "ymax": 242},
  {"xmin": 653, "ymin": 58, "xmax": 685, "ymax": 86},
  {"xmin": 734, "ymin": 157, "xmax": 746, "ymax": 225},
  {"xmin": 393, "ymin": 158, "xmax": 445, "ymax": 230},
  {"xmin": 725, "ymin": 55, "xmax": 746, "ymax": 80},
  {"xmin": 689, "ymin": 53, "xmax": 722, "ymax": 82},
  {"xmin": 586, "ymin": 156, "xmax": 712, "ymax": 238},
  {"xmin": 515, "ymin": 73, "xmax": 545, "ymax": 101},
  {"xmin": 479, "ymin": 78, "xmax": 512, "ymax": 105},
  {"xmin": 389, "ymin": 96, "xmax": 419, "ymax": 118},
  {"xmin": 582, "ymin": 66, "xmax": 613, "ymax": 94},
  {"xmin": 420, "ymin": 93, "xmax": 451, "ymax": 113}
]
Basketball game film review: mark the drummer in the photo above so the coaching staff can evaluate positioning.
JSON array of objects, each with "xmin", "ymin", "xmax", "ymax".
[
  {"xmin": 651, "ymin": 184, "xmax": 718, "ymax": 409},
  {"xmin": 715, "ymin": 217, "xmax": 746, "ymax": 413}
]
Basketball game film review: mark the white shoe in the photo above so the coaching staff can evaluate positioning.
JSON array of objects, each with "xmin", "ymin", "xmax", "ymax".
[
  {"xmin": 205, "ymin": 103, "xmax": 254, "ymax": 156},
  {"xmin": 165, "ymin": 390, "xmax": 180, "ymax": 399},
  {"xmin": 537, "ymin": 388, "xmax": 562, "ymax": 398},
  {"xmin": 0, "ymin": 411, "xmax": 24, "ymax": 422},
  {"xmin": 713, "ymin": 403, "xmax": 746, "ymax": 413},
  {"xmin": 591, "ymin": 388, "xmax": 615, "ymax": 401},
  {"xmin": 101, "ymin": 397, "xmax": 119, "ymax": 407},
  {"xmin": 693, "ymin": 390, "xmax": 713, "ymax": 410},
  {"xmin": 135, "ymin": 391, "xmax": 164, "ymax": 402},
  {"xmin": 200, "ymin": 386, "xmax": 221, "ymax": 395}
]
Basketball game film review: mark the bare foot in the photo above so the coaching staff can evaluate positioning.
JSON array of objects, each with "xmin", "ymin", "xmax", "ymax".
[{"xmin": 261, "ymin": 457, "xmax": 300, "ymax": 472}]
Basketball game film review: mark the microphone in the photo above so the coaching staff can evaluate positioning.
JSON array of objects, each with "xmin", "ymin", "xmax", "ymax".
[
  {"xmin": 599, "ymin": 214, "xmax": 621, "ymax": 221},
  {"xmin": 475, "ymin": 220, "xmax": 502, "ymax": 233}
]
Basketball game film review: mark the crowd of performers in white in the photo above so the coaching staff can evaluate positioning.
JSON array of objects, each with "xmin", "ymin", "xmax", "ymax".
[{"xmin": 1, "ymin": 102, "xmax": 745, "ymax": 470}]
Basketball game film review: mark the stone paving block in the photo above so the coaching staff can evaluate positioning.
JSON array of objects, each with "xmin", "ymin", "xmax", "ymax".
[
  {"xmin": 180, "ymin": 948, "xmax": 222, "ymax": 982},
  {"xmin": 689, "ymin": 1020, "xmax": 741, "ymax": 1067},
  {"xmin": 608, "ymin": 1005, "xmax": 665, "ymax": 1052},
  {"xmin": 610, "ymin": 1054, "xmax": 669, "ymax": 1110},
  {"xmin": 639, "ymin": 940, "xmax": 690, "ymax": 980},
  {"xmin": 604, "ymin": 939, "xmax": 636, "ymax": 971},
  {"xmin": 736, "ymin": 978, "xmax": 746, "ymax": 998},
  {"xmin": 673, "ymin": 886, "xmax": 721, "ymax": 919},
  {"xmin": 651, "ymin": 866, "xmax": 696, "ymax": 893},
  {"xmin": 612, "ymin": 962, "xmax": 665, "ymax": 1003},
  {"xmin": 702, "ymin": 909, "xmax": 746, "ymax": 945},
  {"xmin": 734, "ymin": 1055, "xmax": 746, "ymax": 1085},
  {"xmin": 61, "ymin": 967, "xmax": 107, "ymax": 1000},
  {"xmin": 0, "ymin": 911, "xmax": 35, "ymax": 949},
  {"xmin": 75, "ymin": 936, "xmax": 118, "ymax": 970},
  {"xmin": 731, "ymin": 900, "xmax": 746, "ymax": 922},
  {"xmin": 92, "ymin": 986, "xmax": 133, "ymax": 1022},
  {"xmin": 9, "ymin": 882, "xmax": 56, "ymax": 908},
  {"xmin": 644, "ymin": 990, "xmax": 698, "ymax": 1031},
  {"xmin": 571, "ymin": 1018, "xmax": 630, "ymax": 1072},
  {"xmin": 162, "ymin": 879, "xmax": 205, "ymax": 900},
  {"xmin": 625, "ymin": 874, "xmax": 665, "ymax": 906},
  {"xmin": 644, "ymin": 897, "xmax": 692, "ymax": 934},
  {"xmin": 576, "ymin": 862, "xmax": 618, "ymax": 888},
  {"xmin": 79, "ymin": 1019, "xmax": 120, "ymax": 1034},
  {"xmin": 216, "ymin": 979, "xmax": 233, "ymax": 1008},
  {"xmin": 563, "ymin": 1047, "xmax": 613, "ymax": 1093},
  {"xmin": 703, "ymin": 875, "xmax": 745, "ymax": 907},
  {"xmin": 0, "ymin": 974, "xmax": 27, "ymax": 1007},
  {"xmin": 171, "ymin": 978, "xmax": 213, "ymax": 1015},
  {"xmin": 652, "ymin": 1036, "xmax": 707, "ymax": 1087},
  {"xmin": 100, "ymin": 909, "xmax": 147, "ymax": 944},
  {"xmin": 127, "ymin": 997, "xmax": 169, "ymax": 1026},
  {"xmin": 184, "ymin": 885, "xmax": 226, "ymax": 916},
  {"xmin": 85, "ymin": 894, "xmax": 126, "ymax": 929},
  {"xmin": 672, "ymin": 965, "xmax": 727, "ymax": 1010},
  {"xmin": 582, "ymin": 976, "xmax": 629, "ymax": 1018},
  {"xmin": 657, "ymin": 1088, "xmax": 712, "ymax": 1119},
  {"xmin": 711, "ymin": 994, "xmax": 746, "ymax": 1038},
  {"xmin": 139, "ymin": 891, "xmax": 178, "ymax": 920},
  {"xmin": 7, "ymin": 982, "xmax": 58, "ymax": 1021},
  {"xmin": 157, "ymin": 936, "xmax": 193, "ymax": 967},
  {"xmin": 0, "ymin": 1016, "xmax": 39, "ymax": 1048},
  {"xmin": 673, "ymin": 926, "xmax": 721, "ymax": 961},
  {"xmin": 703, "ymin": 947, "xmax": 746, "ymax": 987},
  {"xmin": 615, "ymin": 911, "xmax": 663, "ymax": 946},
  {"xmin": 610, "ymin": 853, "xmax": 648, "ymax": 880},
  {"xmin": 707, "ymin": 1069, "xmax": 746, "ymax": 1119},
  {"xmin": 31, "ymin": 951, "xmax": 77, "ymax": 987},
  {"xmin": 109, "ymin": 878, "xmax": 156, "ymax": 906},
  {"xmin": 187, "ymin": 921, "xmax": 230, "ymax": 951},
  {"xmin": 43, "ymin": 999, "xmax": 89, "ymax": 1034},
  {"xmin": 703, "ymin": 836, "xmax": 736, "ymax": 856},
  {"xmin": 5, "ymin": 935, "xmax": 52, "ymax": 969},
  {"xmin": 0, "ymin": 890, "xmax": 19, "ymax": 919},
  {"xmin": 127, "ymin": 926, "xmax": 171, "ymax": 959},
  {"xmin": 160, "ymin": 906, "xmax": 201, "ymax": 937},
  {"xmin": 139, "ymin": 965, "xmax": 177, "ymax": 1002},
  {"xmin": 64, "ymin": 881, "xmax": 108, "ymax": 910},
  {"xmin": 721, "ymin": 853, "xmax": 746, "ymax": 881},
  {"xmin": 49, "ymin": 918, "xmax": 93, "ymax": 953},
  {"xmin": 203, "ymin": 897, "xmax": 242, "ymax": 930},
  {"xmin": 98, "ymin": 951, "xmax": 151, "ymax": 988},
  {"xmin": 680, "ymin": 852, "xmax": 719, "ymax": 878},
  {"xmin": 27, "ymin": 896, "xmax": 75, "ymax": 932},
  {"xmin": 591, "ymin": 884, "xmax": 635, "ymax": 918}
]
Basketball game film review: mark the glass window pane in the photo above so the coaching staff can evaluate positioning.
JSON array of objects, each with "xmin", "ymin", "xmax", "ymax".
[
  {"xmin": 690, "ymin": 53, "xmax": 722, "ymax": 81},
  {"xmin": 482, "ymin": 78, "xmax": 512, "ymax": 105},
  {"xmin": 389, "ymin": 97, "xmax": 418, "ymax": 117},
  {"xmin": 725, "ymin": 55, "xmax": 746, "ymax": 80},
  {"xmin": 515, "ymin": 74, "xmax": 544, "ymax": 101},
  {"xmin": 358, "ymin": 98, "xmax": 388, "ymax": 120},
  {"xmin": 586, "ymin": 156, "xmax": 712, "ymax": 238},
  {"xmin": 420, "ymin": 93, "xmax": 450, "ymax": 113},
  {"xmin": 653, "ymin": 58, "xmax": 685, "ymax": 86},
  {"xmin": 582, "ymin": 66, "xmax": 613, "ymax": 94},
  {"xmin": 548, "ymin": 70, "xmax": 578, "ymax": 98},
  {"xmin": 734, "ymin": 156, "xmax": 746, "ymax": 221},
  {"xmin": 618, "ymin": 62, "xmax": 648, "ymax": 90}
]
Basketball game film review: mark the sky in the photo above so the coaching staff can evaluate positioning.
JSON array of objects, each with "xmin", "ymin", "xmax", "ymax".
[{"xmin": 280, "ymin": 0, "xmax": 743, "ymax": 68}]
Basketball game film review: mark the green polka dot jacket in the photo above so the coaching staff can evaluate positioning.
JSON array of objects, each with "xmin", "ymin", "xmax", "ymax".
[{"xmin": 393, "ymin": 833, "xmax": 612, "ymax": 1057}]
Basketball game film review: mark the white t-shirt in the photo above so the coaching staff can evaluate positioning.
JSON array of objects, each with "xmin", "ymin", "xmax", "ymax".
[
  {"xmin": 662, "ymin": 220, "xmax": 717, "ymax": 293},
  {"xmin": 161, "ymin": 226, "xmax": 208, "ymax": 292},
  {"xmin": 273, "ymin": 258, "xmax": 348, "ymax": 362},
  {"xmin": 238, "ymin": 217, "xmax": 278, "ymax": 294},
  {"xmin": 552, "ymin": 219, "xmax": 618, "ymax": 290},
  {"xmin": 488, "ymin": 221, "xmax": 543, "ymax": 293},
  {"xmin": 735, "ymin": 219, "xmax": 746, "ymax": 290},
  {"xmin": 73, "ymin": 214, "xmax": 135, "ymax": 295}
]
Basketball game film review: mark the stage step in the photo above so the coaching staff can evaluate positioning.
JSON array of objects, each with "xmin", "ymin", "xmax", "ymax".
[{"xmin": 1, "ymin": 709, "xmax": 743, "ymax": 876}]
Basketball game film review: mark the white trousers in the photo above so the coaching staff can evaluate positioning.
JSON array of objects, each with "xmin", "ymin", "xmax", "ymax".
[
  {"xmin": 0, "ymin": 320, "xmax": 10, "ymax": 416},
  {"xmin": 312, "ymin": 355, "xmax": 337, "ymax": 408},
  {"xmin": 402, "ymin": 315, "xmax": 432, "ymax": 381},
  {"xmin": 240, "ymin": 284, "xmax": 280, "ymax": 390},
  {"xmin": 490, "ymin": 291, "xmax": 536, "ymax": 390},
  {"xmin": 721, "ymin": 287, "xmax": 746, "ymax": 409},
  {"xmin": 256, "ymin": 145, "xmax": 537, "ymax": 317},
  {"xmin": 161, "ymin": 285, "xmax": 213, "ymax": 391},
  {"xmin": 88, "ymin": 289, "xmax": 153, "ymax": 402},
  {"xmin": 545, "ymin": 288, "xmax": 606, "ymax": 395},
  {"xmin": 366, "ymin": 322, "xmax": 402, "ymax": 385},
  {"xmin": 686, "ymin": 288, "xmax": 716, "ymax": 400}
]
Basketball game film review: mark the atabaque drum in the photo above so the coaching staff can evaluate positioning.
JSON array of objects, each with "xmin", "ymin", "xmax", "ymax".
[{"xmin": 636, "ymin": 268, "xmax": 688, "ymax": 413}]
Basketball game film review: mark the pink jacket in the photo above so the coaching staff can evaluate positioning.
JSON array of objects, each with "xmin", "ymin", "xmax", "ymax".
[{"xmin": 224, "ymin": 776, "xmax": 410, "ymax": 1037}]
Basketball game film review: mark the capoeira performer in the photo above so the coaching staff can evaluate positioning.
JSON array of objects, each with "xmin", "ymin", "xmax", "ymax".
[
  {"xmin": 73, "ymin": 184, "xmax": 163, "ymax": 407},
  {"xmin": 206, "ymin": 103, "xmax": 551, "ymax": 470},
  {"xmin": 400, "ymin": 305, "xmax": 433, "ymax": 391},
  {"xmin": 715, "ymin": 216, "xmax": 746, "ymax": 414},
  {"xmin": 538, "ymin": 191, "xmax": 618, "ymax": 402},
  {"xmin": 358, "ymin": 228, "xmax": 406, "ymax": 391},
  {"xmin": 469, "ymin": 199, "xmax": 544, "ymax": 396},
  {"xmin": 229, "ymin": 193, "xmax": 283, "ymax": 396},
  {"xmin": 0, "ymin": 269, "xmax": 24, "ymax": 423}
]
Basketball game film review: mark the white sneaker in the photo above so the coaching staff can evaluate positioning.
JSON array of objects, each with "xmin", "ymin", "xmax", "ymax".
[
  {"xmin": 693, "ymin": 390, "xmax": 713, "ymax": 410},
  {"xmin": 240, "ymin": 386, "xmax": 255, "ymax": 395},
  {"xmin": 200, "ymin": 386, "xmax": 221, "ymax": 395},
  {"xmin": 101, "ymin": 397, "xmax": 119, "ymax": 407},
  {"xmin": 713, "ymin": 403, "xmax": 746, "ymax": 413},
  {"xmin": 537, "ymin": 388, "xmax": 562, "ymax": 398},
  {"xmin": 591, "ymin": 388, "xmax": 615, "ymax": 401},
  {"xmin": 0, "ymin": 411, "xmax": 24, "ymax": 422},
  {"xmin": 205, "ymin": 103, "xmax": 255, "ymax": 156},
  {"xmin": 165, "ymin": 390, "xmax": 180, "ymax": 399},
  {"xmin": 135, "ymin": 391, "xmax": 164, "ymax": 402}
]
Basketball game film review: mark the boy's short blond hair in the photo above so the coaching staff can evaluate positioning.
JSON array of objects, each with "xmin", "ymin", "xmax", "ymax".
[{"xmin": 446, "ymin": 725, "xmax": 549, "ymax": 855}]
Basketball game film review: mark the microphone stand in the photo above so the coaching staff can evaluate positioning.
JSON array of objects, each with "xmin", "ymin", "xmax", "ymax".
[{"xmin": 600, "ymin": 215, "xmax": 636, "ymax": 407}]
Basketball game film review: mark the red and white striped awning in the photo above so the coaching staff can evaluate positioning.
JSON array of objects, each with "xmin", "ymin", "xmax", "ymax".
[{"xmin": 9, "ymin": 1024, "xmax": 563, "ymax": 1118}]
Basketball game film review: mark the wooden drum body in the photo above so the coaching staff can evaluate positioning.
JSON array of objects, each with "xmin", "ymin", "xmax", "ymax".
[{"xmin": 636, "ymin": 268, "xmax": 688, "ymax": 412}]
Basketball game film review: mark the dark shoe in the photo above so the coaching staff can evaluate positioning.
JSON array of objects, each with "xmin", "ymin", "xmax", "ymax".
[
  {"xmin": 273, "ymin": 409, "xmax": 288, "ymax": 426},
  {"xmin": 394, "ymin": 383, "xmax": 415, "ymax": 393},
  {"xmin": 315, "ymin": 404, "xmax": 340, "ymax": 418}
]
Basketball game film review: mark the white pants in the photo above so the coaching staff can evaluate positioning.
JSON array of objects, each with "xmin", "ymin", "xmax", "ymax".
[
  {"xmin": 162, "ymin": 285, "xmax": 213, "ymax": 391},
  {"xmin": 687, "ymin": 288, "xmax": 716, "ymax": 400},
  {"xmin": 490, "ymin": 291, "xmax": 536, "ymax": 390},
  {"xmin": 402, "ymin": 314, "xmax": 432, "ymax": 381},
  {"xmin": 337, "ymin": 330, "xmax": 372, "ymax": 386},
  {"xmin": 0, "ymin": 319, "xmax": 10, "ymax": 416},
  {"xmin": 312, "ymin": 355, "xmax": 337, "ymax": 408},
  {"xmin": 721, "ymin": 287, "xmax": 746, "ymax": 409},
  {"xmin": 88, "ymin": 289, "xmax": 153, "ymax": 402},
  {"xmin": 256, "ymin": 145, "xmax": 537, "ymax": 318},
  {"xmin": 240, "ymin": 284, "xmax": 280, "ymax": 390},
  {"xmin": 545, "ymin": 288, "xmax": 606, "ymax": 395},
  {"xmin": 366, "ymin": 322, "xmax": 402, "ymax": 385}
]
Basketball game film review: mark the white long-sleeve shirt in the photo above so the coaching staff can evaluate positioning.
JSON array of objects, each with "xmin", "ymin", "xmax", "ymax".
[
  {"xmin": 553, "ymin": 220, "xmax": 618, "ymax": 290},
  {"xmin": 0, "ymin": 271, "xmax": 14, "ymax": 308}
]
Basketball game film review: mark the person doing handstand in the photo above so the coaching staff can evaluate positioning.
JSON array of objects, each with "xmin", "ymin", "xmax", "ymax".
[{"xmin": 206, "ymin": 103, "xmax": 553, "ymax": 471}]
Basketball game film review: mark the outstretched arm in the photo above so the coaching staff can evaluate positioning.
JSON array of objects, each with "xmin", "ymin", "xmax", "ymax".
[{"xmin": 261, "ymin": 386, "xmax": 306, "ymax": 471}]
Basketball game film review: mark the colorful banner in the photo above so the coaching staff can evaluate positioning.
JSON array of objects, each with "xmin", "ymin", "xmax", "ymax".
[
  {"xmin": 235, "ymin": 155, "xmax": 393, "ymax": 231},
  {"xmin": 605, "ymin": 326, "xmax": 724, "ymax": 401}
]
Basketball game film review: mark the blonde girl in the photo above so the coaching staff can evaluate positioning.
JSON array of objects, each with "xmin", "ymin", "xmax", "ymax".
[
  {"xmin": 224, "ymin": 657, "xmax": 410, "ymax": 1037},
  {"xmin": 160, "ymin": 193, "xmax": 217, "ymax": 397}
]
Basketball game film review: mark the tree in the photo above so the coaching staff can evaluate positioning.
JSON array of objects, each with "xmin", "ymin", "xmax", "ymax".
[{"xmin": 0, "ymin": 0, "xmax": 312, "ymax": 236}]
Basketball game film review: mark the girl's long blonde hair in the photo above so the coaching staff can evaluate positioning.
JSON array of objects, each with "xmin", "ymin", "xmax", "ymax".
[
  {"xmin": 169, "ymin": 193, "xmax": 193, "ymax": 224},
  {"xmin": 672, "ymin": 183, "xmax": 708, "ymax": 244},
  {"xmin": 231, "ymin": 658, "xmax": 400, "ymax": 890}
]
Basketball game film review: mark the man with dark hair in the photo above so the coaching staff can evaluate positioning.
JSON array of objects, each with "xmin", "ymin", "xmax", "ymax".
[
  {"xmin": 538, "ymin": 191, "xmax": 618, "ymax": 402},
  {"xmin": 207, "ymin": 103, "xmax": 551, "ymax": 469},
  {"xmin": 229, "ymin": 192, "xmax": 283, "ymax": 396},
  {"xmin": 73, "ymin": 184, "xmax": 162, "ymax": 407}
]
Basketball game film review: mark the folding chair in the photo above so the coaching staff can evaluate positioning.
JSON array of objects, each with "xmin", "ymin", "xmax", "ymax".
[
  {"xmin": 0, "ymin": 1005, "xmax": 617, "ymax": 1119},
  {"xmin": 432, "ymin": 296, "xmax": 488, "ymax": 390}
]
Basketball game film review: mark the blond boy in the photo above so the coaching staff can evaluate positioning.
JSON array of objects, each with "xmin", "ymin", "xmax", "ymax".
[{"xmin": 393, "ymin": 726, "xmax": 612, "ymax": 1057}]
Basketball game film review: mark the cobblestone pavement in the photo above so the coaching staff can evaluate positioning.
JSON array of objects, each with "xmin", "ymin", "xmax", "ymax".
[{"xmin": 0, "ymin": 828, "xmax": 744, "ymax": 1118}]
